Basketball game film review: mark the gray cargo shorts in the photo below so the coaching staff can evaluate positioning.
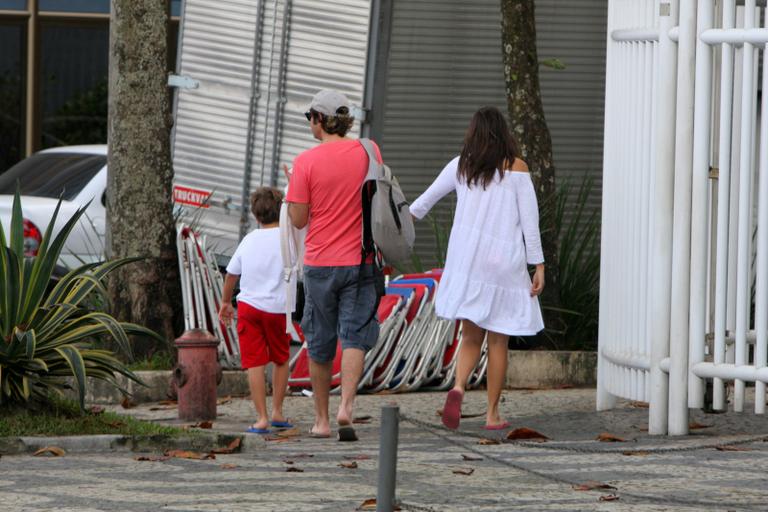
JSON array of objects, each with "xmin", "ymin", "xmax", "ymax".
[{"xmin": 301, "ymin": 264, "xmax": 380, "ymax": 363}]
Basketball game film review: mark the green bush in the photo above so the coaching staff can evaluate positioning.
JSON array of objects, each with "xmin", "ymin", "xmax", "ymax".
[{"xmin": 0, "ymin": 190, "xmax": 160, "ymax": 410}]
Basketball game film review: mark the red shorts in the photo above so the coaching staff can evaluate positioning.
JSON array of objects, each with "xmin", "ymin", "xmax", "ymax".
[{"xmin": 236, "ymin": 302, "xmax": 291, "ymax": 369}]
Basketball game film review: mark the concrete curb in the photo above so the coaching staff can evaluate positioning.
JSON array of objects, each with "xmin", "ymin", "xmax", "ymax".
[{"xmin": 0, "ymin": 431, "xmax": 265, "ymax": 456}]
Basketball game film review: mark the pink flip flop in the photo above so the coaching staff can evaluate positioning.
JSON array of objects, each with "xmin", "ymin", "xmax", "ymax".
[
  {"xmin": 482, "ymin": 421, "xmax": 511, "ymax": 431},
  {"xmin": 442, "ymin": 389, "xmax": 463, "ymax": 430}
]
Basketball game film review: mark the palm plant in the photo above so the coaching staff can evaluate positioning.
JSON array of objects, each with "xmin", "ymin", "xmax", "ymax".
[{"xmin": 0, "ymin": 190, "xmax": 159, "ymax": 409}]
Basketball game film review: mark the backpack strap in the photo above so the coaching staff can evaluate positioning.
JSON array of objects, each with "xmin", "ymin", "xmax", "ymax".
[{"xmin": 359, "ymin": 138, "xmax": 380, "ymax": 179}]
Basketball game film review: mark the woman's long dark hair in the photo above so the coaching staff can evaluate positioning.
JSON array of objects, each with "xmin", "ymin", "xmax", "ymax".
[{"xmin": 458, "ymin": 106, "xmax": 521, "ymax": 189}]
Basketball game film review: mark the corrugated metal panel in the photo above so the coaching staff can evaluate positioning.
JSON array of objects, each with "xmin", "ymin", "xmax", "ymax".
[
  {"xmin": 275, "ymin": 0, "xmax": 371, "ymax": 191},
  {"xmin": 172, "ymin": 0, "xmax": 372, "ymax": 254},
  {"xmin": 380, "ymin": 0, "xmax": 607, "ymax": 267},
  {"xmin": 536, "ymin": 0, "xmax": 607, "ymax": 227},
  {"xmin": 172, "ymin": 0, "xmax": 261, "ymax": 254}
]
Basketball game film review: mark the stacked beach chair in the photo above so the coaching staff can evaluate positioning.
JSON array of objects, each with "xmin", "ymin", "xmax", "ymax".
[
  {"xmin": 287, "ymin": 269, "xmax": 488, "ymax": 392},
  {"xmin": 175, "ymin": 223, "xmax": 487, "ymax": 389}
]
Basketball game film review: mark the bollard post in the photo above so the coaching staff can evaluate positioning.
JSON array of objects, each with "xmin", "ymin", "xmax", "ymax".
[{"xmin": 376, "ymin": 404, "xmax": 399, "ymax": 512}]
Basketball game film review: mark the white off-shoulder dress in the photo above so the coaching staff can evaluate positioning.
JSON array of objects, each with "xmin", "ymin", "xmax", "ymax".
[{"xmin": 410, "ymin": 156, "xmax": 545, "ymax": 336}]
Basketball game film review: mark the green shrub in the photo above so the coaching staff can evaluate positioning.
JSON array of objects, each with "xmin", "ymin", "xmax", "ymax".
[{"xmin": 0, "ymin": 190, "xmax": 160, "ymax": 409}]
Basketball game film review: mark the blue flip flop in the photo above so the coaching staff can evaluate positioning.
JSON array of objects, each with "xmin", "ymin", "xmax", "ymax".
[
  {"xmin": 270, "ymin": 420, "xmax": 294, "ymax": 429},
  {"xmin": 246, "ymin": 426, "xmax": 271, "ymax": 434}
]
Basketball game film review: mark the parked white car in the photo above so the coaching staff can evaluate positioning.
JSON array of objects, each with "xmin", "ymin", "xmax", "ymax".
[{"xmin": 0, "ymin": 145, "xmax": 107, "ymax": 273}]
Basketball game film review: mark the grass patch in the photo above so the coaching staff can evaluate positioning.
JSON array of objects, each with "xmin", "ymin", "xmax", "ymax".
[
  {"xmin": 128, "ymin": 351, "xmax": 176, "ymax": 371},
  {"xmin": 0, "ymin": 398, "xmax": 185, "ymax": 437}
]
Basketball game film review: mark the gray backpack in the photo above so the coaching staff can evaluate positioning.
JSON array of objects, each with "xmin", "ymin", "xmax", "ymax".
[{"xmin": 359, "ymin": 138, "xmax": 415, "ymax": 264}]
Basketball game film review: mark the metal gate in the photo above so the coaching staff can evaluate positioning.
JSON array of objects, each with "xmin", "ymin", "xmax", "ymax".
[{"xmin": 598, "ymin": 0, "xmax": 768, "ymax": 435}]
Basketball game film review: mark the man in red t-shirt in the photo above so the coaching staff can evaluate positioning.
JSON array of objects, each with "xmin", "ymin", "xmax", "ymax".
[{"xmin": 287, "ymin": 89, "xmax": 382, "ymax": 441}]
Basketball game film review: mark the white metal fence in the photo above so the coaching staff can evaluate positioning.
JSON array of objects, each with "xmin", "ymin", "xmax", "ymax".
[{"xmin": 598, "ymin": 0, "xmax": 768, "ymax": 435}]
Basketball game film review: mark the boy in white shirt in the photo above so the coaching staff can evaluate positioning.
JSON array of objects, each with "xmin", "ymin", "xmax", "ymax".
[{"xmin": 219, "ymin": 187, "xmax": 292, "ymax": 434}]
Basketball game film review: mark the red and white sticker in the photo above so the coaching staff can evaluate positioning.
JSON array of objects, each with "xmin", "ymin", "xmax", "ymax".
[{"xmin": 173, "ymin": 186, "xmax": 211, "ymax": 208}]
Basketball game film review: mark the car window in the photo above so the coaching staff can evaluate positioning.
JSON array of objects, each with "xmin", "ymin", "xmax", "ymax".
[{"xmin": 0, "ymin": 153, "xmax": 106, "ymax": 201}]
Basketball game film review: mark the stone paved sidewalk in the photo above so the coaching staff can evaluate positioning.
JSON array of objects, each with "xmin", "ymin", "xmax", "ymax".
[{"xmin": 2, "ymin": 388, "xmax": 768, "ymax": 511}]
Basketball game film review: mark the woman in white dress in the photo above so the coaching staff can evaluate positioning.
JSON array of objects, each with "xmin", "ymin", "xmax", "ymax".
[{"xmin": 410, "ymin": 107, "xmax": 545, "ymax": 430}]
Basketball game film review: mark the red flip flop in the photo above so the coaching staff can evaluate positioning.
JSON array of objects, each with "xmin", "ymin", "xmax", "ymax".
[
  {"xmin": 442, "ymin": 389, "xmax": 463, "ymax": 430},
  {"xmin": 482, "ymin": 421, "xmax": 511, "ymax": 431}
]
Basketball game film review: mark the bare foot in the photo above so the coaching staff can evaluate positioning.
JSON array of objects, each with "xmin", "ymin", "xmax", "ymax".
[
  {"xmin": 336, "ymin": 403, "xmax": 353, "ymax": 426},
  {"xmin": 251, "ymin": 419, "xmax": 269, "ymax": 431},
  {"xmin": 309, "ymin": 424, "xmax": 331, "ymax": 437}
]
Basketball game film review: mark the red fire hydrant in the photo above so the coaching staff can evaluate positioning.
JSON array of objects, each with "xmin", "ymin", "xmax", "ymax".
[{"xmin": 174, "ymin": 329, "xmax": 221, "ymax": 421}]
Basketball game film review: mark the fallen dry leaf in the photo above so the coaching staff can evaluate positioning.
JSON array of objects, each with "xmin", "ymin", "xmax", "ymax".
[
  {"xmin": 120, "ymin": 397, "xmax": 137, "ymax": 409},
  {"xmin": 343, "ymin": 454, "xmax": 371, "ymax": 461},
  {"xmin": 553, "ymin": 384, "xmax": 574, "ymax": 389},
  {"xmin": 353, "ymin": 415, "xmax": 372, "ymax": 424},
  {"xmin": 191, "ymin": 421, "xmax": 213, "ymax": 429},
  {"xmin": 599, "ymin": 494, "xmax": 620, "ymax": 502},
  {"xmin": 134, "ymin": 455, "xmax": 169, "ymax": 462},
  {"xmin": 283, "ymin": 459, "xmax": 294, "ymax": 465},
  {"xmin": 276, "ymin": 427, "xmax": 301, "ymax": 438},
  {"xmin": 220, "ymin": 463, "xmax": 238, "ymax": 469},
  {"xmin": 452, "ymin": 468, "xmax": 475, "ymax": 476},
  {"xmin": 217, "ymin": 396, "xmax": 232, "ymax": 405},
  {"xmin": 164, "ymin": 450, "xmax": 215, "ymax": 460},
  {"xmin": 622, "ymin": 450, "xmax": 649, "ymax": 456},
  {"xmin": 477, "ymin": 438, "xmax": 500, "ymax": 445},
  {"xmin": 210, "ymin": 438, "xmax": 242, "ymax": 455},
  {"xmin": 573, "ymin": 481, "xmax": 617, "ymax": 491},
  {"xmin": 596, "ymin": 433, "xmax": 627, "ymax": 443},
  {"xmin": 715, "ymin": 445, "xmax": 752, "ymax": 452},
  {"xmin": 629, "ymin": 401, "xmax": 649, "ymax": 408},
  {"xmin": 358, "ymin": 498, "xmax": 377, "ymax": 511},
  {"xmin": 33, "ymin": 446, "xmax": 65, "ymax": 457},
  {"xmin": 286, "ymin": 466, "xmax": 304, "ymax": 472},
  {"xmin": 107, "ymin": 420, "xmax": 125, "ymax": 429},
  {"xmin": 461, "ymin": 454, "xmax": 483, "ymax": 461},
  {"xmin": 506, "ymin": 427, "xmax": 549, "ymax": 442},
  {"xmin": 89, "ymin": 405, "xmax": 105, "ymax": 415},
  {"xmin": 149, "ymin": 406, "xmax": 177, "ymax": 411},
  {"xmin": 289, "ymin": 453, "xmax": 314, "ymax": 458},
  {"xmin": 339, "ymin": 461, "xmax": 358, "ymax": 469},
  {"xmin": 158, "ymin": 400, "xmax": 177, "ymax": 406},
  {"xmin": 689, "ymin": 422, "xmax": 712, "ymax": 430}
]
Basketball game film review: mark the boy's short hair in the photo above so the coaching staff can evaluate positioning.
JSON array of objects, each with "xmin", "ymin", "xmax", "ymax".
[{"xmin": 250, "ymin": 187, "xmax": 283, "ymax": 225}]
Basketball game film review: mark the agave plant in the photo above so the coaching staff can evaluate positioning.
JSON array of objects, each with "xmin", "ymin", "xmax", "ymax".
[{"xmin": 0, "ymin": 189, "xmax": 159, "ymax": 409}]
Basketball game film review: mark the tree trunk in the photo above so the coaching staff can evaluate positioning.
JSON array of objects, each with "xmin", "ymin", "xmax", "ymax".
[
  {"xmin": 500, "ymin": 0, "xmax": 563, "ymax": 342},
  {"xmin": 107, "ymin": 0, "xmax": 181, "ymax": 357}
]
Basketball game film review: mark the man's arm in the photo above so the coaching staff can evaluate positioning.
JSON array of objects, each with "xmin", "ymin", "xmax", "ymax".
[{"xmin": 288, "ymin": 202, "xmax": 309, "ymax": 229}]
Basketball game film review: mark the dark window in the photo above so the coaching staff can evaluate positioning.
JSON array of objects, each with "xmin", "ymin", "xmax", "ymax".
[
  {"xmin": 0, "ymin": 22, "xmax": 25, "ymax": 173},
  {"xmin": 0, "ymin": 152, "xmax": 106, "ymax": 200},
  {"xmin": 40, "ymin": 22, "xmax": 109, "ymax": 149},
  {"xmin": 0, "ymin": 0, "xmax": 26, "ymax": 9},
  {"xmin": 39, "ymin": 0, "xmax": 109, "ymax": 13}
]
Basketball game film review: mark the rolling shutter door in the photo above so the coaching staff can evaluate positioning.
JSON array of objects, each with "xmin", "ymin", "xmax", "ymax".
[{"xmin": 379, "ymin": 0, "xmax": 607, "ymax": 267}]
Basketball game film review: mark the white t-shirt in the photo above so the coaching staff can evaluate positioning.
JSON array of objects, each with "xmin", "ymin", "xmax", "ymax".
[{"xmin": 226, "ymin": 227, "xmax": 285, "ymax": 314}]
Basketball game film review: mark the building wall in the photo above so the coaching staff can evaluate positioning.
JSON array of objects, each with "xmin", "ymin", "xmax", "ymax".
[{"xmin": 377, "ymin": 0, "xmax": 607, "ymax": 268}]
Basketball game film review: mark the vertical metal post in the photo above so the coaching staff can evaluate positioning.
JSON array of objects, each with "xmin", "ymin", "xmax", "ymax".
[
  {"xmin": 687, "ymin": 0, "xmax": 714, "ymax": 409},
  {"xmin": 649, "ymin": 0, "xmax": 679, "ymax": 435},
  {"xmin": 713, "ymin": 0, "xmax": 736, "ymax": 411},
  {"xmin": 597, "ymin": 0, "xmax": 619, "ymax": 412},
  {"xmin": 754, "ymin": 5, "xmax": 768, "ymax": 416},
  {"xmin": 25, "ymin": 0, "xmax": 38, "ymax": 157},
  {"xmin": 734, "ymin": 0, "xmax": 757, "ymax": 413},
  {"xmin": 376, "ymin": 405, "xmax": 399, "ymax": 512}
]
